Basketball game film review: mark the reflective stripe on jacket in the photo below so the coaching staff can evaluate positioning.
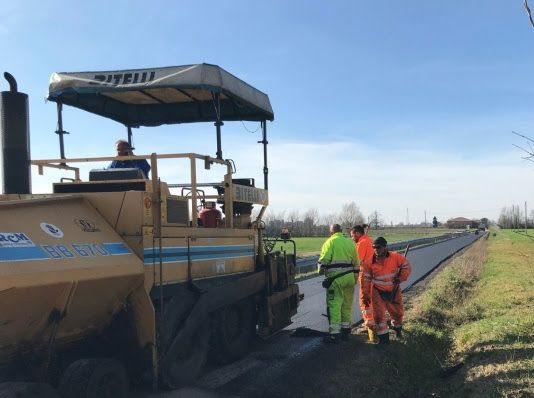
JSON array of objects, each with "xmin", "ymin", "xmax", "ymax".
[
  {"xmin": 318, "ymin": 232, "xmax": 358, "ymax": 276},
  {"xmin": 362, "ymin": 251, "xmax": 411, "ymax": 299}
]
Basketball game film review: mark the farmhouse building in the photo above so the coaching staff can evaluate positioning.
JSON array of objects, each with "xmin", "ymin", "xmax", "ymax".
[{"xmin": 446, "ymin": 217, "xmax": 480, "ymax": 229}]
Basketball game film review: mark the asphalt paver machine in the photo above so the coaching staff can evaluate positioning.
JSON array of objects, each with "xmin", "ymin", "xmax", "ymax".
[{"xmin": 0, "ymin": 64, "xmax": 299, "ymax": 397}]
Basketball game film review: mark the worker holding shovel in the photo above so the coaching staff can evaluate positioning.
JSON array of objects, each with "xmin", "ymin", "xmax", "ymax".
[{"xmin": 361, "ymin": 237, "xmax": 411, "ymax": 345}]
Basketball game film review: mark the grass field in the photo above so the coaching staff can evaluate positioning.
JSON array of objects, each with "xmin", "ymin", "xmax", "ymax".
[
  {"xmin": 276, "ymin": 227, "xmax": 460, "ymax": 256},
  {"xmin": 400, "ymin": 230, "xmax": 533, "ymax": 396}
]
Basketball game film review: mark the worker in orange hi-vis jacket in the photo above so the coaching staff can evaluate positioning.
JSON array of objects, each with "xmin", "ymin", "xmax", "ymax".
[
  {"xmin": 361, "ymin": 237, "xmax": 411, "ymax": 345},
  {"xmin": 350, "ymin": 225, "xmax": 375, "ymax": 341}
]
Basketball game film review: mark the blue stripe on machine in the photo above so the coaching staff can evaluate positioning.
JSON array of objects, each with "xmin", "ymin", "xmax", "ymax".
[
  {"xmin": 0, "ymin": 246, "xmax": 49, "ymax": 262},
  {"xmin": 102, "ymin": 242, "xmax": 132, "ymax": 255},
  {"xmin": 190, "ymin": 245, "xmax": 254, "ymax": 253}
]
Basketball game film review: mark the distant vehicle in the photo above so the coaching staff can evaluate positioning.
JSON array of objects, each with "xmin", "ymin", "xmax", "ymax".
[{"xmin": 0, "ymin": 65, "xmax": 300, "ymax": 397}]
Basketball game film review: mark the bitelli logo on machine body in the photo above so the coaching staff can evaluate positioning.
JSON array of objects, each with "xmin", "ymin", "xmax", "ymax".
[{"xmin": 90, "ymin": 71, "xmax": 156, "ymax": 86}]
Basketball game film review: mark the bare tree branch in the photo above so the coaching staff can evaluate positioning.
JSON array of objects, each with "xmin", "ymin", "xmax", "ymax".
[
  {"xmin": 525, "ymin": 0, "xmax": 534, "ymax": 29},
  {"xmin": 513, "ymin": 143, "xmax": 533, "ymax": 155},
  {"xmin": 512, "ymin": 131, "xmax": 534, "ymax": 164},
  {"xmin": 512, "ymin": 131, "xmax": 534, "ymax": 143}
]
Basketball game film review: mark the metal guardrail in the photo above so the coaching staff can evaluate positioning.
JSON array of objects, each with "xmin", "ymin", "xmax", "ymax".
[
  {"xmin": 386, "ymin": 231, "xmax": 469, "ymax": 252},
  {"xmin": 295, "ymin": 231, "xmax": 473, "ymax": 277}
]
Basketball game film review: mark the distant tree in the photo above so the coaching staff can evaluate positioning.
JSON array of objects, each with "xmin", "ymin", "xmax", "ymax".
[
  {"xmin": 498, "ymin": 205, "xmax": 524, "ymax": 229},
  {"xmin": 318, "ymin": 213, "xmax": 337, "ymax": 236},
  {"xmin": 263, "ymin": 210, "xmax": 286, "ymax": 236},
  {"xmin": 478, "ymin": 217, "xmax": 489, "ymax": 229},
  {"xmin": 287, "ymin": 210, "xmax": 301, "ymax": 236},
  {"xmin": 368, "ymin": 210, "xmax": 384, "ymax": 229},
  {"xmin": 432, "ymin": 216, "xmax": 438, "ymax": 228},
  {"xmin": 302, "ymin": 208, "xmax": 319, "ymax": 236},
  {"xmin": 339, "ymin": 202, "xmax": 365, "ymax": 231},
  {"xmin": 321, "ymin": 212, "xmax": 337, "ymax": 227}
]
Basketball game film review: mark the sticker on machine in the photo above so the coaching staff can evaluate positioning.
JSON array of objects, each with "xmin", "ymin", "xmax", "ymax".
[
  {"xmin": 215, "ymin": 260, "xmax": 226, "ymax": 273},
  {"xmin": 0, "ymin": 232, "xmax": 35, "ymax": 247},
  {"xmin": 40, "ymin": 223, "xmax": 64, "ymax": 238},
  {"xmin": 74, "ymin": 218, "xmax": 100, "ymax": 232}
]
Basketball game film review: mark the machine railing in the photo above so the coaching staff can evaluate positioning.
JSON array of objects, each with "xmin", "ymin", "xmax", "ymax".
[{"xmin": 30, "ymin": 152, "xmax": 268, "ymax": 229}]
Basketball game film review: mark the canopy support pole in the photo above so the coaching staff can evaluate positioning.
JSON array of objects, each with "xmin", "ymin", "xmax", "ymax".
[
  {"xmin": 127, "ymin": 126, "xmax": 133, "ymax": 149},
  {"xmin": 55, "ymin": 102, "xmax": 68, "ymax": 160},
  {"xmin": 259, "ymin": 120, "xmax": 269, "ymax": 190},
  {"xmin": 215, "ymin": 120, "xmax": 223, "ymax": 160},
  {"xmin": 213, "ymin": 92, "xmax": 223, "ymax": 159}
]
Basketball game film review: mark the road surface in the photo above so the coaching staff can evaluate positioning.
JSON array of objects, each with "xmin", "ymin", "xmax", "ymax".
[{"xmin": 136, "ymin": 232, "xmax": 483, "ymax": 397}]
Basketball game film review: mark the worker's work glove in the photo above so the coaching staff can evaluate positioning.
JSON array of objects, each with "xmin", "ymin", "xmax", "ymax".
[{"xmin": 317, "ymin": 263, "xmax": 325, "ymax": 275}]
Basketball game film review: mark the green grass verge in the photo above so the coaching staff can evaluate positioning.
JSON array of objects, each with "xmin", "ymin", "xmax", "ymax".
[
  {"xmin": 402, "ymin": 230, "xmax": 534, "ymax": 397},
  {"xmin": 276, "ymin": 228, "xmax": 459, "ymax": 256}
]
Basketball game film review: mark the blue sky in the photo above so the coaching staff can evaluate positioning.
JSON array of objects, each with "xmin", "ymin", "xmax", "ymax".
[{"xmin": 2, "ymin": 1, "xmax": 534, "ymax": 224}]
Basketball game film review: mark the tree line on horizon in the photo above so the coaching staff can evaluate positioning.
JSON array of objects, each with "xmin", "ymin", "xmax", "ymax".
[
  {"xmin": 498, "ymin": 205, "xmax": 534, "ymax": 229},
  {"xmin": 261, "ymin": 201, "xmax": 445, "ymax": 238}
]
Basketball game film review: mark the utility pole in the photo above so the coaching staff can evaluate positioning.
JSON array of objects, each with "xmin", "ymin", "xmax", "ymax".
[
  {"xmin": 424, "ymin": 210, "xmax": 427, "ymax": 233},
  {"xmin": 406, "ymin": 208, "xmax": 409, "ymax": 226},
  {"xmin": 525, "ymin": 201, "xmax": 528, "ymax": 235}
]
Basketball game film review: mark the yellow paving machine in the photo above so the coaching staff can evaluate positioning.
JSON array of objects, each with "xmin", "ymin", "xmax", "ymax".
[{"xmin": 0, "ymin": 65, "xmax": 299, "ymax": 397}]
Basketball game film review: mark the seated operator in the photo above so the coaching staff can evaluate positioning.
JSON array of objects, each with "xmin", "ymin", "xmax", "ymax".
[
  {"xmin": 198, "ymin": 201, "xmax": 222, "ymax": 228},
  {"xmin": 108, "ymin": 140, "xmax": 151, "ymax": 178}
]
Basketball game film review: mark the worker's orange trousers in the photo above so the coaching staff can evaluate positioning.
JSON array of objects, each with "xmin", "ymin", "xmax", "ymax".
[
  {"xmin": 358, "ymin": 273, "xmax": 374, "ymax": 328},
  {"xmin": 371, "ymin": 287, "xmax": 404, "ymax": 335}
]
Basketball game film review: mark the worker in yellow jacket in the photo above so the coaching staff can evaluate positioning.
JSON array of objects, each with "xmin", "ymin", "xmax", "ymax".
[{"xmin": 318, "ymin": 224, "xmax": 359, "ymax": 343}]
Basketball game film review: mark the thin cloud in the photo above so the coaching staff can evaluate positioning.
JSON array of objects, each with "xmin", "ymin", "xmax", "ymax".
[{"xmin": 257, "ymin": 140, "xmax": 533, "ymax": 224}]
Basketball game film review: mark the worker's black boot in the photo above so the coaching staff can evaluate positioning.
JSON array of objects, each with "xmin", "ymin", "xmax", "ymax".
[
  {"xmin": 377, "ymin": 333, "xmax": 390, "ymax": 345},
  {"xmin": 393, "ymin": 326, "xmax": 402, "ymax": 338},
  {"xmin": 341, "ymin": 328, "xmax": 351, "ymax": 341},
  {"xmin": 323, "ymin": 333, "xmax": 340, "ymax": 344}
]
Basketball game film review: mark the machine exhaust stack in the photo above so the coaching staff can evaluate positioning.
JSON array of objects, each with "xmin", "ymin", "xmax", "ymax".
[{"xmin": 0, "ymin": 72, "xmax": 31, "ymax": 194}]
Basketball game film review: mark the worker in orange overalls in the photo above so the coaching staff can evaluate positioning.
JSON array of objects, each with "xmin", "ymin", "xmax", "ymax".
[
  {"xmin": 350, "ymin": 224, "xmax": 375, "ymax": 342},
  {"xmin": 361, "ymin": 237, "xmax": 411, "ymax": 345}
]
